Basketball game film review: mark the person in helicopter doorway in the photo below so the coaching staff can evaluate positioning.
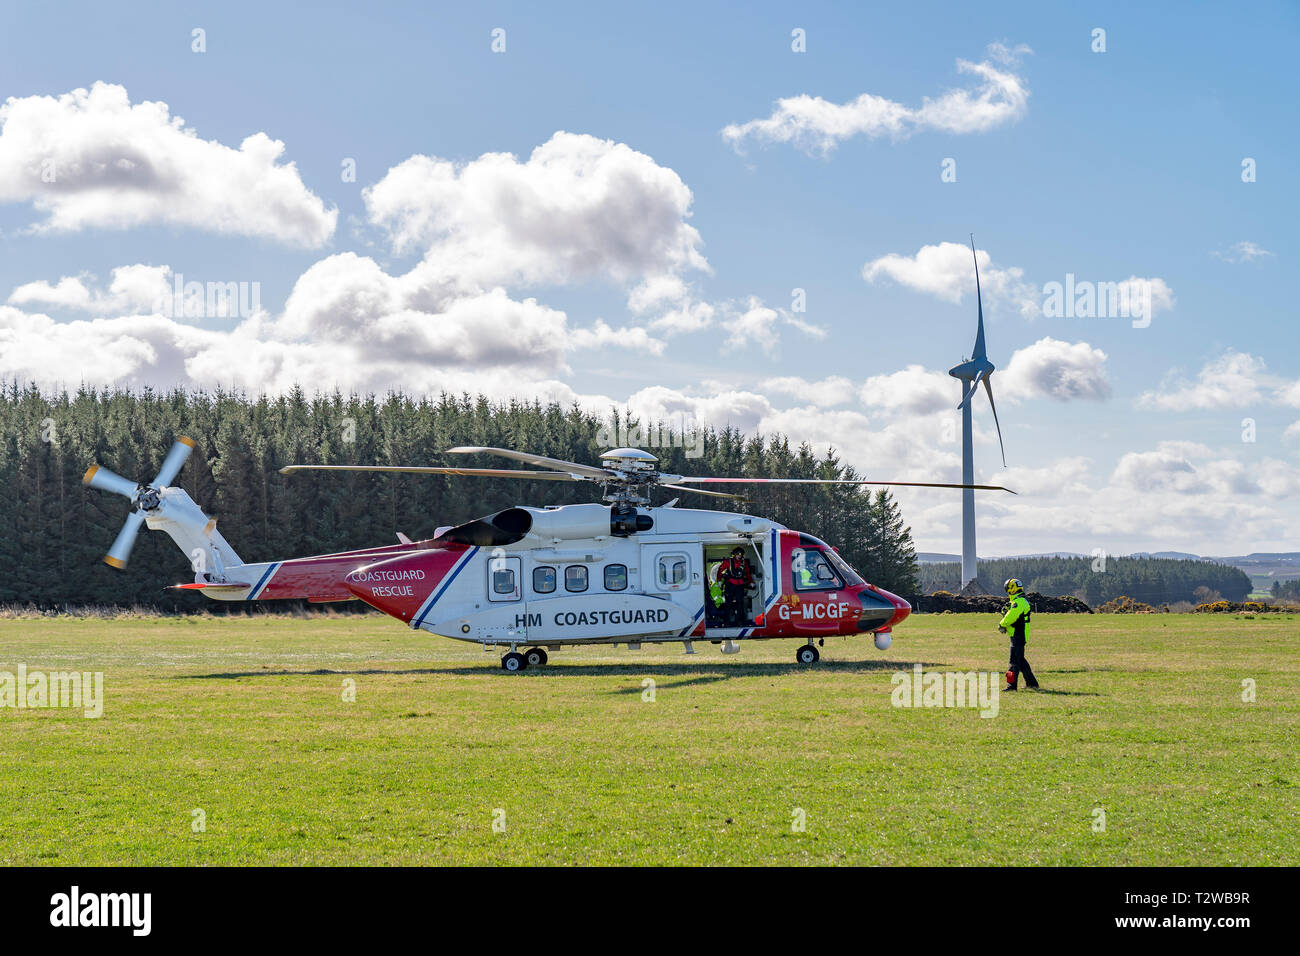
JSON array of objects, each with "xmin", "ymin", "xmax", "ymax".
[
  {"xmin": 716, "ymin": 546, "xmax": 754, "ymax": 627},
  {"xmin": 998, "ymin": 578, "xmax": 1039, "ymax": 691}
]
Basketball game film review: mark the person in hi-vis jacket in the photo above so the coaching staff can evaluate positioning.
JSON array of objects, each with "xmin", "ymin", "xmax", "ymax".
[{"xmin": 998, "ymin": 578, "xmax": 1039, "ymax": 691}]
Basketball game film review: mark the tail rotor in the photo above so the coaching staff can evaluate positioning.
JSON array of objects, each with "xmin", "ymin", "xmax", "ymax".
[{"xmin": 83, "ymin": 437, "xmax": 196, "ymax": 569}]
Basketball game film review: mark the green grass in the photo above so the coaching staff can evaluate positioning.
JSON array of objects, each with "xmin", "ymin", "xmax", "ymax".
[{"xmin": 0, "ymin": 612, "xmax": 1296, "ymax": 865}]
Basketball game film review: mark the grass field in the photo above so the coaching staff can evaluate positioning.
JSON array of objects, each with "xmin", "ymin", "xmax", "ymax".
[{"xmin": 1, "ymin": 611, "xmax": 1296, "ymax": 865}]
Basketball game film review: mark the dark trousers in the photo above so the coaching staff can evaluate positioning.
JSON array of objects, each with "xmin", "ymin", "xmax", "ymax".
[
  {"xmin": 723, "ymin": 583, "xmax": 747, "ymax": 626},
  {"xmin": 1008, "ymin": 638, "xmax": 1038, "ymax": 688}
]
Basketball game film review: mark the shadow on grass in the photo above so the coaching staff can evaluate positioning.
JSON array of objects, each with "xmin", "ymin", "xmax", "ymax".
[
  {"xmin": 175, "ymin": 658, "xmax": 949, "ymax": 683},
  {"xmin": 1017, "ymin": 687, "xmax": 1101, "ymax": 697}
]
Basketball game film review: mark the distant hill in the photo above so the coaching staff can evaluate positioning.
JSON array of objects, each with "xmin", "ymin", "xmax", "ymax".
[
  {"xmin": 920, "ymin": 549, "xmax": 1300, "ymax": 589},
  {"xmin": 916, "ymin": 555, "xmax": 1252, "ymax": 604},
  {"xmin": 917, "ymin": 552, "xmax": 961, "ymax": 564}
]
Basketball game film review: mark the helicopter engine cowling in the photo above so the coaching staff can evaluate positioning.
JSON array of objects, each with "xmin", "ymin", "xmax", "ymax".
[{"xmin": 525, "ymin": 504, "xmax": 630, "ymax": 542}]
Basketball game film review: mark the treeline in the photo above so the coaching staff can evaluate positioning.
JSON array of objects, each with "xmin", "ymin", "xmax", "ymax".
[
  {"xmin": 918, "ymin": 555, "xmax": 1251, "ymax": 605},
  {"xmin": 1271, "ymin": 580, "xmax": 1300, "ymax": 601},
  {"xmin": 0, "ymin": 384, "xmax": 919, "ymax": 609}
]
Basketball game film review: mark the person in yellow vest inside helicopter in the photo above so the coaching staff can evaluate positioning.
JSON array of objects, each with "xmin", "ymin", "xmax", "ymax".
[{"xmin": 998, "ymin": 578, "xmax": 1039, "ymax": 691}]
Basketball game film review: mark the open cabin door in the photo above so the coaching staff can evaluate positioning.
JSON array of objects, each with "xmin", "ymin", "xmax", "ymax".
[{"xmin": 701, "ymin": 534, "xmax": 772, "ymax": 634}]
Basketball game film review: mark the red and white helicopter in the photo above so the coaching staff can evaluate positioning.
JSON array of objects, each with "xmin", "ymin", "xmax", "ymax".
[{"xmin": 83, "ymin": 443, "xmax": 1013, "ymax": 670}]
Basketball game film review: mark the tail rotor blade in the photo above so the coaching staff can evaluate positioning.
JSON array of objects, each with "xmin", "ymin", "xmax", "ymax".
[
  {"xmin": 152, "ymin": 436, "xmax": 196, "ymax": 488},
  {"xmin": 104, "ymin": 510, "xmax": 147, "ymax": 569},
  {"xmin": 83, "ymin": 464, "xmax": 140, "ymax": 500},
  {"xmin": 983, "ymin": 376, "xmax": 1007, "ymax": 466}
]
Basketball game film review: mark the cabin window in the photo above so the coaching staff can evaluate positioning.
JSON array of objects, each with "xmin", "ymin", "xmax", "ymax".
[
  {"xmin": 486, "ymin": 555, "xmax": 521, "ymax": 602},
  {"xmin": 604, "ymin": 564, "xmax": 628, "ymax": 591},
  {"xmin": 791, "ymin": 548, "xmax": 842, "ymax": 591},
  {"xmin": 533, "ymin": 566, "xmax": 556, "ymax": 594},
  {"xmin": 564, "ymin": 565, "xmax": 589, "ymax": 593},
  {"xmin": 492, "ymin": 567, "xmax": 517, "ymax": 595},
  {"xmin": 656, "ymin": 553, "xmax": 689, "ymax": 590}
]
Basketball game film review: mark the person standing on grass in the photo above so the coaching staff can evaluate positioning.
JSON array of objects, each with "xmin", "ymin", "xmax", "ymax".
[{"xmin": 998, "ymin": 578, "xmax": 1039, "ymax": 691}]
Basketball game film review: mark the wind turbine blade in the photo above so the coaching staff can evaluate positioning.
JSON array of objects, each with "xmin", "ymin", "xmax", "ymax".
[
  {"xmin": 970, "ymin": 235, "xmax": 987, "ymax": 362},
  {"xmin": 983, "ymin": 376, "xmax": 1007, "ymax": 467},
  {"xmin": 82, "ymin": 464, "xmax": 140, "ymax": 500},
  {"xmin": 957, "ymin": 369, "xmax": 985, "ymax": 409},
  {"xmin": 152, "ymin": 436, "xmax": 196, "ymax": 487},
  {"xmin": 104, "ymin": 510, "xmax": 147, "ymax": 569}
]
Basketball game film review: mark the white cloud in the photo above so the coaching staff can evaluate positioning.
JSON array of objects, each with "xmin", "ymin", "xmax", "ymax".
[
  {"xmin": 360, "ymin": 132, "xmax": 806, "ymax": 353},
  {"xmin": 9, "ymin": 264, "xmax": 172, "ymax": 315},
  {"xmin": 768, "ymin": 375, "xmax": 856, "ymax": 408},
  {"xmin": 864, "ymin": 243, "xmax": 1177, "ymax": 327},
  {"xmin": 1212, "ymin": 241, "xmax": 1274, "ymax": 263},
  {"xmin": 0, "ymin": 250, "xmax": 663, "ymax": 396},
  {"xmin": 0, "ymin": 83, "xmax": 336, "ymax": 246},
  {"xmin": 863, "ymin": 241, "xmax": 1039, "ymax": 317},
  {"xmin": 621, "ymin": 385, "xmax": 776, "ymax": 436},
  {"xmin": 1275, "ymin": 380, "xmax": 1300, "ymax": 408},
  {"xmin": 1001, "ymin": 337, "xmax": 1110, "ymax": 402},
  {"xmin": 1138, "ymin": 351, "xmax": 1274, "ymax": 411},
  {"xmin": 364, "ymin": 132, "xmax": 708, "ymax": 287},
  {"xmin": 859, "ymin": 364, "xmax": 955, "ymax": 415},
  {"xmin": 722, "ymin": 43, "xmax": 1031, "ymax": 156}
]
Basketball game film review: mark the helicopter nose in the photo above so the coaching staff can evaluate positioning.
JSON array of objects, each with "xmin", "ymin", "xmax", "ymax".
[
  {"xmin": 345, "ymin": 547, "xmax": 469, "ymax": 624},
  {"xmin": 857, "ymin": 584, "xmax": 911, "ymax": 632}
]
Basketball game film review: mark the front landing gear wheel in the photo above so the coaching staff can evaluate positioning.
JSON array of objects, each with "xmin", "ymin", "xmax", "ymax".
[
  {"xmin": 501, "ymin": 652, "xmax": 526, "ymax": 672},
  {"xmin": 796, "ymin": 644, "xmax": 820, "ymax": 664},
  {"xmin": 524, "ymin": 647, "xmax": 548, "ymax": 667}
]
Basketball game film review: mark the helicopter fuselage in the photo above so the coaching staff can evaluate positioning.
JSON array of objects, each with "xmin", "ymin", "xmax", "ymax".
[{"xmin": 195, "ymin": 502, "xmax": 910, "ymax": 658}]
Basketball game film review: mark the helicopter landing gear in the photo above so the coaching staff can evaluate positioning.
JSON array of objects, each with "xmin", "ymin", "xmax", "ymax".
[
  {"xmin": 501, "ymin": 651, "xmax": 526, "ymax": 672},
  {"xmin": 795, "ymin": 643, "xmax": 820, "ymax": 665},
  {"xmin": 523, "ymin": 647, "xmax": 548, "ymax": 667}
]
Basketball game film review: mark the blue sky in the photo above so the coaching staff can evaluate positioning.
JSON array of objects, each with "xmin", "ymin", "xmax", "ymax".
[{"xmin": 1, "ymin": 1, "xmax": 1297, "ymax": 556}]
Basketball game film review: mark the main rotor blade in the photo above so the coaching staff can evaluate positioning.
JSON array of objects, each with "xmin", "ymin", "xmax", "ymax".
[
  {"xmin": 674, "ymin": 477, "xmax": 1016, "ymax": 494},
  {"xmin": 152, "ymin": 436, "xmax": 196, "ymax": 487},
  {"xmin": 659, "ymin": 483, "xmax": 749, "ymax": 501},
  {"xmin": 958, "ymin": 368, "xmax": 985, "ymax": 409},
  {"xmin": 82, "ymin": 464, "xmax": 140, "ymax": 500},
  {"xmin": 279, "ymin": 464, "xmax": 581, "ymax": 480},
  {"xmin": 983, "ymin": 376, "xmax": 1007, "ymax": 467},
  {"xmin": 104, "ymin": 510, "xmax": 147, "ymax": 569},
  {"xmin": 970, "ymin": 234, "xmax": 987, "ymax": 362},
  {"xmin": 446, "ymin": 446, "xmax": 614, "ymax": 481}
]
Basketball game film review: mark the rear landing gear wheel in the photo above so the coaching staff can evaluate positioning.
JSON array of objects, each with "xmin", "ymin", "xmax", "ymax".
[
  {"xmin": 524, "ymin": 647, "xmax": 548, "ymax": 667},
  {"xmin": 796, "ymin": 644, "xmax": 820, "ymax": 664},
  {"xmin": 501, "ymin": 652, "xmax": 526, "ymax": 672}
]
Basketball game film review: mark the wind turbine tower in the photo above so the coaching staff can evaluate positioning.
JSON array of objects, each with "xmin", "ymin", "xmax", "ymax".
[{"xmin": 947, "ymin": 237, "xmax": 1007, "ymax": 589}]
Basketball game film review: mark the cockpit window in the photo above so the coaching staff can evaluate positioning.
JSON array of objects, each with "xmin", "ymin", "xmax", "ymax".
[
  {"xmin": 824, "ymin": 548, "xmax": 865, "ymax": 587},
  {"xmin": 792, "ymin": 548, "xmax": 844, "ymax": 590}
]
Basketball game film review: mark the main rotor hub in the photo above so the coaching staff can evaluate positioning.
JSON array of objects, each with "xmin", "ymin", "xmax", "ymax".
[
  {"xmin": 598, "ymin": 447, "xmax": 659, "ymax": 471},
  {"xmin": 597, "ymin": 448, "xmax": 661, "ymax": 504}
]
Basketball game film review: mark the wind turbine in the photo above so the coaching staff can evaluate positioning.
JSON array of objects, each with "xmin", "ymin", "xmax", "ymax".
[{"xmin": 947, "ymin": 236, "xmax": 1007, "ymax": 589}]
